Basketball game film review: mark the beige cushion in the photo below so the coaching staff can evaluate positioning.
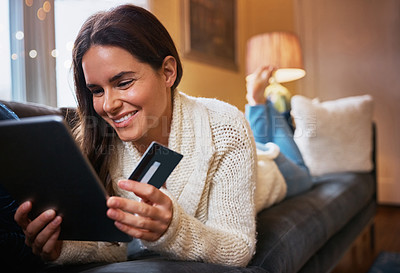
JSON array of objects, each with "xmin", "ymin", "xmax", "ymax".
[{"xmin": 291, "ymin": 95, "xmax": 374, "ymax": 176}]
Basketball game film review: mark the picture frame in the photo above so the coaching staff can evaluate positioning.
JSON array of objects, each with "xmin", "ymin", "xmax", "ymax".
[{"xmin": 181, "ymin": 0, "xmax": 237, "ymax": 71}]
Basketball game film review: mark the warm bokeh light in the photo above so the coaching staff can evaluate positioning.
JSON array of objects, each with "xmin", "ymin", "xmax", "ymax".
[
  {"xmin": 43, "ymin": 1, "xmax": 51, "ymax": 13},
  {"xmin": 37, "ymin": 7, "xmax": 46, "ymax": 21},
  {"xmin": 25, "ymin": 0, "xmax": 33, "ymax": 7},
  {"xmin": 11, "ymin": 53, "xmax": 18, "ymax": 60}
]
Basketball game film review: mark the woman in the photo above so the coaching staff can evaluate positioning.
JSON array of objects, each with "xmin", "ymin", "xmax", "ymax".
[{"xmin": 14, "ymin": 4, "xmax": 257, "ymax": 267}]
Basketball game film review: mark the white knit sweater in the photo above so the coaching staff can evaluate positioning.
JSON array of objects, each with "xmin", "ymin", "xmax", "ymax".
[{"xmin": 55, "ymin": 91, "xmax": 286, "ymax": 266}]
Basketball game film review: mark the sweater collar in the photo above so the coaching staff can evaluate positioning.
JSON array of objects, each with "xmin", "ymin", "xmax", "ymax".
[
  {"xmin": 116, "ymin": 91, "xmax": 215, "ymax": 216},
  {"xmin": 171, "ymin": 91, "xmax": 215, "ymax": 216}
]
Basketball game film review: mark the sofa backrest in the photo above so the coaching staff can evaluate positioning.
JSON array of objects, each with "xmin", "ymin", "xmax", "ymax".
[{"xmin": 0, "ymin": 100, "xmax": 77, "ymax": 129}]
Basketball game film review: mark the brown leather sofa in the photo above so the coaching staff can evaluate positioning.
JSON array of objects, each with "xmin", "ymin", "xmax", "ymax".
[{"xmin": 0, "ymin": 100, "xmax": 377, "ymax": 273}]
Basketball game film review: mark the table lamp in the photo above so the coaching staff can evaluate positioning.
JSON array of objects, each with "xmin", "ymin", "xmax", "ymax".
[{"xmin": 246, "ymin": 32, "xmax": 306, "ymax": 112}]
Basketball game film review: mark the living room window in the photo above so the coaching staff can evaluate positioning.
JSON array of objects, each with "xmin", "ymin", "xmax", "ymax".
[
  {"xmin": 2, "ymin": 0, "xmax": 149, "ymax": 107},
  {"xmin": 0, "ymin": 0, "xmax": 12, "ymax": 101}
]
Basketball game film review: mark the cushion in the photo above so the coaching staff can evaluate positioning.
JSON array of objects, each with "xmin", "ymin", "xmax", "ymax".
[{"xmin": 290, "ymin": 95, "xmax": 374, "ymax": 176}]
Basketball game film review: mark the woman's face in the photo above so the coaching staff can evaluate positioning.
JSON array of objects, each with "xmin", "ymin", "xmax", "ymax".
[{"xmin": 82, "ymin": 45, "xmax": 175, "ymax": 149}]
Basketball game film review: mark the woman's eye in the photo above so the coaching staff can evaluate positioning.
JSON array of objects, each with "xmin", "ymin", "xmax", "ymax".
[
  {"xmin": 90, "ymin": 89, "xmax": 104, "ymax": 96},
  {"xmin": 118, "ymin": 79, "xmax": 134, "ymax": 88}
]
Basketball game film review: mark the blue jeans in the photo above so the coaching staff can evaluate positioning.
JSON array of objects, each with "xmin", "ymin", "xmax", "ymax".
[
  {"xmin": 245, "ymin": 101, "xmax": 313, "ymax": 198},
  {"xmin": 0, "ymin": 103, "xmax": 43, "ymax": 267}
]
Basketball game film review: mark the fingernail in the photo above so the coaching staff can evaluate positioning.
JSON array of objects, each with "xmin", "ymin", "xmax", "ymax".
[
  {"xmin": 108, "ymin": 197, "xmax": 119, "ymax": 207},
  {"xmin": 22, "ymin": 201, "xmax": 30, "ymax": 209},
  {"xmin": 52, "ymin": 216, "xmax": 62, "ymax": 226},
  {"xmin": 107, "ymin": 209, "xmax": 117, "ymax": 219},
  {"xmin": 118, "ymin": 180, "xmax": 131, "ymax": 188},
  {"xmin": 45, "ymin": 210, "xmax": 56, "ymax": 218}
]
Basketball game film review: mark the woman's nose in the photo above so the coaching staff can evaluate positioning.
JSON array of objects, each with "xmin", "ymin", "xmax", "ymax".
[{"xmin": 103, "ymin": 89, "xmax": 122, "ymax": 114}]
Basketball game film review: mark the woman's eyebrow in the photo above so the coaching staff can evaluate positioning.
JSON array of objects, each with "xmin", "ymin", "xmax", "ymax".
[
  {"xmin": 86, "ymin": 83, "xmax": 97, "ymax": 89},
  {"xmin": 109, "ymin": 71, "xmax": 135, "ymax": 83}
]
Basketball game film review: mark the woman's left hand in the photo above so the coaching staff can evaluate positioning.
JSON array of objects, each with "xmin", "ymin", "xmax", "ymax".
[{"xmin": 106, "ymin": 180, "xmax": 173, "ymax": 242}]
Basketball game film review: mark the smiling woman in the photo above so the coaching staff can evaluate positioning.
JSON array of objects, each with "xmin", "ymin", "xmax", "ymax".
[
  {"xmin": 82, "ymin": 46, "xmax": 174, "ymax": 147},
  {"xmin": 12, "ymin": 3, "xmax": 258, "ymax": 268}
]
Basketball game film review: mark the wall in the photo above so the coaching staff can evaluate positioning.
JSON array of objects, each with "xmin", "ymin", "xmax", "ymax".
[
  {"xmin": 295, "ymin": 0, "xmax": 400, "ymax": 204},
  {"xmin": 152, "ymin": 0, "xmax": 400, "ymax": 205},
  {"xmin": 150, "ymin": 0, "xmax": 296, "ymax": 111}
]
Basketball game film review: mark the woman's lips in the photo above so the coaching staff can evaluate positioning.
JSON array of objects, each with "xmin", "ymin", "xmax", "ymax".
[{"xmin": 112, "ymin": 110, "xmax": 138, "ymax": 128}]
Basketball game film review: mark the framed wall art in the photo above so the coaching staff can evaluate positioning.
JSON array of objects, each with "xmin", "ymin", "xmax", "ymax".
[{"xmin": 181, "ymin": 0, "xmax": 237, "ymax": 71}]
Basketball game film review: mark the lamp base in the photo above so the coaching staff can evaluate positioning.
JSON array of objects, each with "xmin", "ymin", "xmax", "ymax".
[{"xmin": 265, "ymin": 81, "xmax": 291, "ymax": 113}]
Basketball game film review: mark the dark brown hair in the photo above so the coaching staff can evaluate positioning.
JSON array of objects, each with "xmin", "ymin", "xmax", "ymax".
[{"xmin": 72, "ymin": 4, "xmax": 183, "ymax": 194}]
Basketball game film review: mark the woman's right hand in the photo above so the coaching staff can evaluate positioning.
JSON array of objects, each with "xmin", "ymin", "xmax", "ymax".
[{"xmin": 14, "ymin": 201, "xmax": 63, "ymax": 261}]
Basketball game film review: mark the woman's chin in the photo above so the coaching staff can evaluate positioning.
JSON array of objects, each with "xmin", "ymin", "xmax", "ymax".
[
  {"xmin": 115, "ymin": 130, "xmax": 145, "ymax": 144},
  {"xmin": 115, "ymin": 131, "xmax": 137, "ymax": 143}
]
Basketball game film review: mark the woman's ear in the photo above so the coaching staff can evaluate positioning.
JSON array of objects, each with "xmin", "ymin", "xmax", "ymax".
[{"xmin": 162, "ymin": 56, "xmax": 177, "ymax": 88}]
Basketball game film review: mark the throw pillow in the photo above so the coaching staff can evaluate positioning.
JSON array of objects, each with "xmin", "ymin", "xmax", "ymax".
[{"xmin": 291, "ymin": 94, "xmax": 374, "ymax": 176}]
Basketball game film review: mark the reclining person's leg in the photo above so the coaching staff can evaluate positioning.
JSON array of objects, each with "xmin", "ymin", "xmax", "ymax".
[
  {"xmin": 256, "ymin": 142, "xmax": 312, "ymax": 198},
  {"xmin": 266, "ymin": 100, "xmax": 306, "ymax": 168},
  {"xmin": 248, "ymin": 101, "xmax": 313, "ymax": 198}
]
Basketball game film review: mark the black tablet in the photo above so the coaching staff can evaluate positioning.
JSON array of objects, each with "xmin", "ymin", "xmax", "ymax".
[{"xmin": 0, "ymin": 115, "xmax": 131, "ymax": 242}]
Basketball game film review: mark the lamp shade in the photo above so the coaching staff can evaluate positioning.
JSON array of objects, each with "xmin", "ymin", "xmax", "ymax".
[{"xmin": 246, "ymin": 32, "xmax": 306, "ymax": 83}]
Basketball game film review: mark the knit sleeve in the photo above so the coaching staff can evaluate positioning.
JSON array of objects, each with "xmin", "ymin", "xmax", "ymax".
[
  {"xmin": 53, "ymin": 241, "xmax": 127, "ymax": 264},
  {"xmin": 142, "ymin": 110, "xmax": 257, "ymax": 267}
]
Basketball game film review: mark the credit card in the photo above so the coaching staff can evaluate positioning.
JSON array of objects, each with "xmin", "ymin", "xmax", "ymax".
[{"xmin": 128, "ymin": 141, "xmax": 183, "ymax": 188}]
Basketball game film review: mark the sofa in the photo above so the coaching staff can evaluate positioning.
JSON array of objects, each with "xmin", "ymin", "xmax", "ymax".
[{"xmin": 0, "ymin": 99, "xmax": 377, "ymax": 273}]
